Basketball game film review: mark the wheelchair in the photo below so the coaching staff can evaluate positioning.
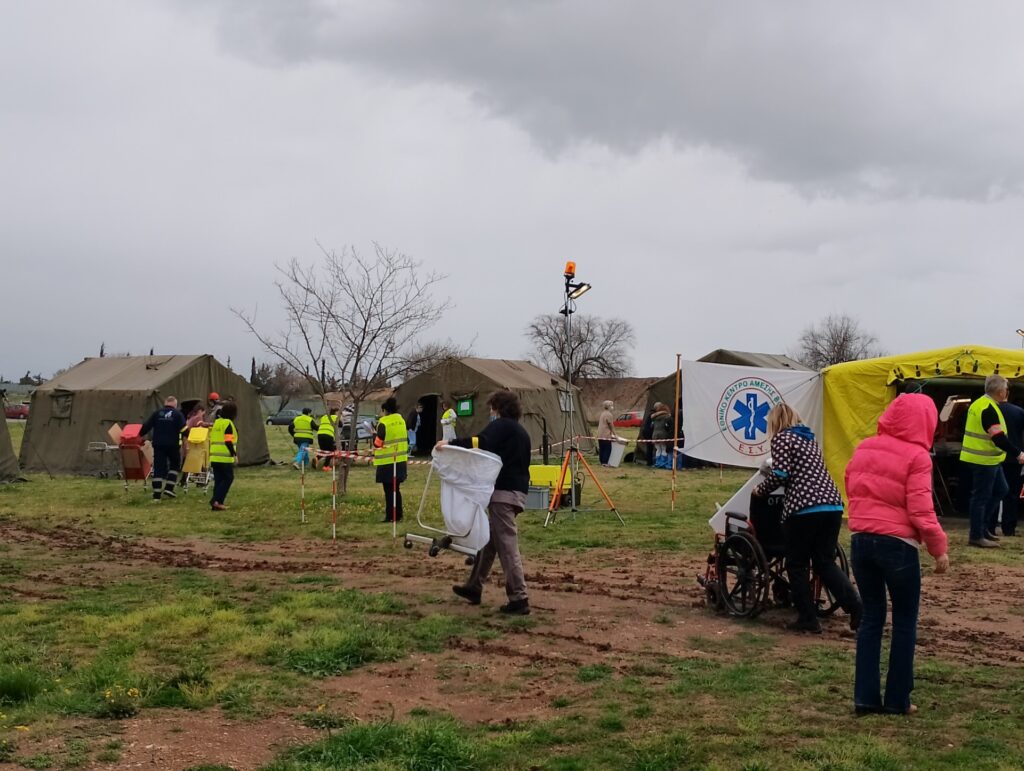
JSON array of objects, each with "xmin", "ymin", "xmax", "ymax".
[{"xmin": 699, "ymin": 491, "xmax": 850, "ymax": 619}]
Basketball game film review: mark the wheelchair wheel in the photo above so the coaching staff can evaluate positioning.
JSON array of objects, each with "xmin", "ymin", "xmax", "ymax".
[
  {"xmin": 814, "ymin": 542, "xmax": 851, "ymax": 617},
  {"xmin": 716, "ymin": 531, "xmax": 769, "ymax": 618}
]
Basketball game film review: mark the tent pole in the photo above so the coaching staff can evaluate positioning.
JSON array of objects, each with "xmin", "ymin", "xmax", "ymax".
[{"xmin": 671, "ymin": 354, "xmax": 681, "ymax": 511}]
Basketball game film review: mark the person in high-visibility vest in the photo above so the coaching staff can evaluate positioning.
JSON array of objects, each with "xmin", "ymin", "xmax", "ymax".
[
  {"xmin": 440, "ymin": 400, "xmax": 458, "ymax": 442},
  {"xmin": 317, "ymin": 408, "xmax": 339, "ymax": 468},
  {"xmin": 290, "ymin": 408, "xmax": 315, "ymax": 469},
  {"xmin": 209, "ymin": 401, "xmax": 238, "ymax": 511},
  {"xmin": 960, "ymin": 375, "xmax": 1024, "ymax": 548},
  {"xmin": 374, "ymin": 397, "xmax": 408, "ymax": 523}
]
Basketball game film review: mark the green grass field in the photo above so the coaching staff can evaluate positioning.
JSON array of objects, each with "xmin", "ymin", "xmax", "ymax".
[{"xmin": 0, "ymin": 421, "xmax": 1022, "ymax": 770}]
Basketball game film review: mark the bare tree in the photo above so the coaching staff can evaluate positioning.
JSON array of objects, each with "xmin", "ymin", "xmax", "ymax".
[
  {"xmin": 525, "ymin": 314, "xmax": 635, "ymax": 382},
  {"xmin": 236, "ymin": 242, "xmax": 451, "ymax": 488},
  {"xmin": 793, "ymin": 313, "xmax": 884, "ymax": 369},
  {"xmin": 398, "ymin": 338, "xmax": 477, "ymax": 380}
]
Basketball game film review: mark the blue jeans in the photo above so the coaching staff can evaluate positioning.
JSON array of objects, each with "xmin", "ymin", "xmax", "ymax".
[
  {"xmin": 967, "ymin": 463, "xmax": 1008, "ymax": 541},
  {"xmin": 294, "ymin": 441, "xmax": 312, "ymax": 465},
  {"xmin": 851, "ymin": 533, "xmax": 921, "ymax": 713}
]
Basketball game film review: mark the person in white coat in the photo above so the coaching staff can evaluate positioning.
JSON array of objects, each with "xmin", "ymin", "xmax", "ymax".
[{"xmin": 441, "ymin": 399, "xmax": 458, "ymax": 442}]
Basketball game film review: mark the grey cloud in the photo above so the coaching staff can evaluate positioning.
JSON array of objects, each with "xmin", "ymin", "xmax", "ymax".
[{"xmin": 179, "ymin": 0, "xmax": 1024, "ymax": 199}]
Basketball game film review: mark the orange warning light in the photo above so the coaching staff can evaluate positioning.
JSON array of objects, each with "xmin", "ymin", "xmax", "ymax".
[{"xmin": 564, "ymin": 261, "xmax": 576, "ymax": 279}]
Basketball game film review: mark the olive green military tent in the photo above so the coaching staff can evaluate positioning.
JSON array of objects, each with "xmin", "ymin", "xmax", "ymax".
[
  {"xmin": 0, "ymin": 417, "xmax": 19, "ymax": 481},
  {"xmin": 393, "ymin": 358, "xmax": 586, "ymax": 455},
  {"xmin": 20, "ymin": 355, "xmax": 269, "ymax": 474}
]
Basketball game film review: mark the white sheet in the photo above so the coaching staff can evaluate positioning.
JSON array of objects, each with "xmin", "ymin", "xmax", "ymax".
[{"xmin": 431, "ymin": 445, "xmax": 502, "ymax": 552}]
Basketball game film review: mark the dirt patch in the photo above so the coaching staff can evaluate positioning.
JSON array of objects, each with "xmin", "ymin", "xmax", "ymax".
[{"xmin": 3, "ymin": 520, "xmax": 1024, "ymax": 765}]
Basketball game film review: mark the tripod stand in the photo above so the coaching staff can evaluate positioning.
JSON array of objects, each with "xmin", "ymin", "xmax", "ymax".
[
  {"xmin": 544, "ymin": 442, "xmax": 624, "ymax": 526},
  {"xmin": 543, "ymin": 261, "xmax": 622, "ymax": 527}
]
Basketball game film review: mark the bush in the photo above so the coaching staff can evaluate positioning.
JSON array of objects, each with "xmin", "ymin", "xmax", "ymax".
[
  {"xmin": 94, "ymin": 685, "xmax": 142, "ymax": 719},
  {"xmin": 0, "ymin": 667, "xmax": 45, "ymax": 704}
]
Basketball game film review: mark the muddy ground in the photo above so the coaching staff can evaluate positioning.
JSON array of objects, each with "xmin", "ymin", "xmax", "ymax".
[{"xmin": 2, "ymin": 520, "xmax": 1022, "ymax": 770}]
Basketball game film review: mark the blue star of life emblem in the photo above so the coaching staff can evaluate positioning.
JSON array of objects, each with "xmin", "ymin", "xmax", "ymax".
[{"xmin": 731, "ymin": 393, "xmax": 770, "ymax": 441}]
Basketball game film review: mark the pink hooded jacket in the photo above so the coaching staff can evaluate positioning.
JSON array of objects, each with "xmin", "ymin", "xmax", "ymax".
[{"xmin": 845, "ymin": 393, "xmax": 949, "ymax": 558}]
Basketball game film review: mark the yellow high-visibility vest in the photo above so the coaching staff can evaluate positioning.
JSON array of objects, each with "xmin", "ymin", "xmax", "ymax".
[
  {"xmin": 960, "ymin": 395, "xmax": 1007, "ymax": 466},
  {"xmin": 210, "ymin": 418, "xmax": 237, "ymax": 465},
  {"xmin": 373, "ymin": 413, "xmax": 408, "ymax": 466},
  {"xmin": 317, "ymin": 414, "xmax": 338, "ymax": 437},
  {"xmin": 292, "ymin": 414, "xmax": 315, "ymax": 441}
]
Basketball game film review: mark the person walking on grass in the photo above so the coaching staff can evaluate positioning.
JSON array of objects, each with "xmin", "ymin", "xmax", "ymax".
[
  {"xmin": 845, "ymin": 393, "xmax": 949, "ymax": 715},
  {"xmin": 752, "ymin": 403, "xmax": 862, "ymax": 634},
  {"xmin": 290, "ymin": 408, "xmax": 316, "ymax": 470},
  {"xmin": 209, "ymin": 401, "xmax": 238, "ymax": 511},
  {"xmin": 139, "ymin": 396, "xmax": 185, "ymax": 502},
  {"xmin": 441, "ymin": 390, "xmax": 533, "ymax": 615},
  {"xmin": 317, "ymin": 407, "xmax": 339, "ymax": 469}
]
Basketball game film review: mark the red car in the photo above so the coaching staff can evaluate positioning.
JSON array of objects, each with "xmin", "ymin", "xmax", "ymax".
[
  {"xmin": 613, "ymin": 409, "xmax": 643, "ymax": 428},
  {"xmin": 4, "ymin": 402, "xmax": 29, "ymax": 420}
]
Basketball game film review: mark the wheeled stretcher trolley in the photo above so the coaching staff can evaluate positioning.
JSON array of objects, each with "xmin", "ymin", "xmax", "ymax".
[{"xmin": 404, "ymin": 445, "xmax": 502, "ymax": 560}]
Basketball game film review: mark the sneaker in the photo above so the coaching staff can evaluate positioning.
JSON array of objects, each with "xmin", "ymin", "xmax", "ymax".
[
  {"xmin": 785, "ymin": 619, "xmax": 822, "ymax": 634},
  {"xmin": 968, "ymin": 538, "xmax": 1000, "ymax": 548},
  {"xmin": 452, "ymin": 585, "xmax": 482, "ymax": 605},
  {"xmin": 499, "ymin": 599, "xmax": 530, "ymax": 615},
  {"xmin": 211, "ymin": 502, "xmax": 228, "ymax": 511},
  {"xmin": 163, "ymin": 490, "xmax": 177, "ymax": 499},
  {"xmin": 293, "ymin": 462, "xmax": 301, "ymax": 470},
  {"xmin": 985, "ymin": 531, "xmax": 1001, "ymax": 541}
]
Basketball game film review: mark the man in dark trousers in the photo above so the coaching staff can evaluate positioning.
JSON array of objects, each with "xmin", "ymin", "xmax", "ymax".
[
  {"xmin": 140, "ymin": 395, "xmax": 186, "ymax": 502},
  {"xmin": 441, "ymin": 390, "xmax": 533, "ymax": 615},
  {"xmin": 999, "ymin": 399, "xmax": 1024, "ymax": 536}
]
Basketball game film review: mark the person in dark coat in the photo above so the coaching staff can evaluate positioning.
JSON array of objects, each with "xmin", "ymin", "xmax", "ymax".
[
  {"xmin": 441, "ymin": 390, "xmax": 533, "ymax": 615},
  {"xmin": 753, "ymin": 403, "xmax": 862, "ymax": 633},
  {"xmin": 139, "ymin": 396, "xmax": 186, "ymax": 501},
  {"xmin": 998, "ymin": 400, "xmax": 1024, "ymax": 536}
]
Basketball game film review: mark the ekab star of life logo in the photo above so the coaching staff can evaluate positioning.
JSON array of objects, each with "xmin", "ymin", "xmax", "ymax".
[{"xmin": 716, "ymin": 378, "xmax": 783, "ymax": 456}]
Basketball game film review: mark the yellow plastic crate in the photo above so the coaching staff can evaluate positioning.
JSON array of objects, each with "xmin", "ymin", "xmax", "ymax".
[{"xmin": 529, "ymin": 464, "xmax": 571, "ymax": 492}]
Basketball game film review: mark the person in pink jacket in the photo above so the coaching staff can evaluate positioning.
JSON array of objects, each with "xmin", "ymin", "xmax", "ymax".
[{"xmin": 845, "ymin": 393, "xmax": 950, "ymax": 715}]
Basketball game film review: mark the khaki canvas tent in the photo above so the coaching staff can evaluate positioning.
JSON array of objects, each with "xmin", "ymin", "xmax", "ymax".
[
  {"xmin": 0, "ymin": 417, "xmax": 19, "ymax": 481},
  {"xmin": 637, "ymin": 350, "xmax": 810, "ymax": 462},
  {"xmin": 393, "ymin": 358, "xmax": 585, "ymax": 455},
  {"xmin": 20, "ymin": 355, "xmax": 269, "ymax": 474}
]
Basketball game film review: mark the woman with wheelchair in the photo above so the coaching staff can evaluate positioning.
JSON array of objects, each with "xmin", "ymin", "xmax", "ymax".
[
  {"xmin": 753, "ymin": 404, "xmax": 862, "ymax": 634},
  {"xmin": 845, "ymin": 393, "xmax": 949, "ymax": 716}
]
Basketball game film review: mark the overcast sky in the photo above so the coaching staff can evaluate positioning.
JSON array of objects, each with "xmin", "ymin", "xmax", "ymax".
[{"xmin": 5, "ymin": 1, "xmax": 1024, "ymax": 382}]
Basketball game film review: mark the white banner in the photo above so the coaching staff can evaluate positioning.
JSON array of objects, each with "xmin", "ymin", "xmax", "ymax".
[{"xmin": 680, "ymin": 362, "xmax": 822, "ymax": 468}]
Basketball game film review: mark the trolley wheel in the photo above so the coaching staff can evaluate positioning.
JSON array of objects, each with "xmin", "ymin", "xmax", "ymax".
[
  {"xmin": 465, "ymin": 556, "xmax": 475, "ymax": 566},
  {"xmin": 716, "ymin": 531, "xmax": 769, "ymax": 618},
  {"xmin": 403, "ymin": 539, "xmax": 413, "ymax": 549},
  {"xmin": 815, "ymin": 543, "xmax": 851, "ymax": 617},
  {"xmin": 428, "ymin": 544, "xmax": 441, "ymax": 557}
]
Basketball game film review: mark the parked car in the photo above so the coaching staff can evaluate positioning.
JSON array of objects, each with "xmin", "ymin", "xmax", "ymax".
[
  {"xmin": 613, "ymin": 409, "xmax": 643, "ymax": 428},
  {"xmin": 4, "ymin": 402, "xmax": 29, "ymax": 420},
  {"xmin": 266, "ymin": 409, "xmax": 301, "ymax": 426},
  {"xmin": 341, "ymin": 415, "xmax": 377, "ymax": 441}
]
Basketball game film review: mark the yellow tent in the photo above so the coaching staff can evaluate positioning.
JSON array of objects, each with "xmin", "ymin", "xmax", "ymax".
[{"xmin": 822, "ymin": 345, "xmax": 1024, "ymax": 496}]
